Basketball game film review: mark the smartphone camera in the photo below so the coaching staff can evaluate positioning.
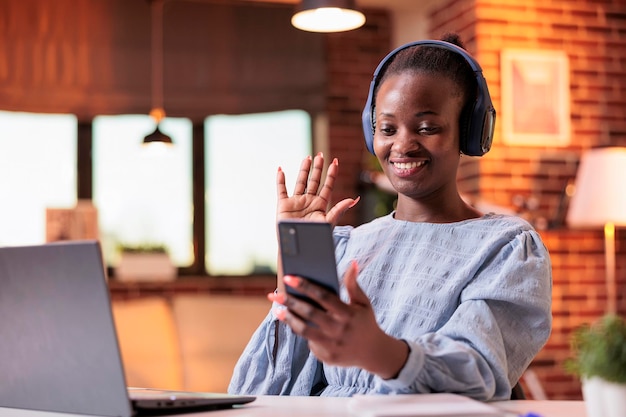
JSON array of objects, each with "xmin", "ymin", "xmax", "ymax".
[{"xmin": 279, "ymin": 225, "xmax": 299, "ymax": 257}]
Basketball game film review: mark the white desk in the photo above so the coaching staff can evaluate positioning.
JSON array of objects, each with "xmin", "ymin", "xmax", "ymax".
[{"xmin": 0, "ymin": 396, "xmax": 587, "ymax": 417}]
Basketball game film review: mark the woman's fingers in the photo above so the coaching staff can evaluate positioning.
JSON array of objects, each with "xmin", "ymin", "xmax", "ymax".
[
  {"xmin": 343, "ymin": 260, "xmax": 370, "ymax": 308},
  {"xmin": 317, "ymin": 157, "xmax": 337, "ymax": 204},
  {"xmin": 275, "ymin": 304, "xmax": 328, "ymax": 342},
  {"xmin": 306, "ymin": 153, "xmax": 324, "ymax": 196},
  {"xmin": 326, "ymin": 196, "xmax": 360, "ymax": 226},
  {"xmin": 287, "ymin": 153, "xmax": 327, "ymax": 198},
  {"xmin": 282, "ymin": 275, "xmax": 352, "ymax": 326},
  {"xmin": 276, "ymin": 153, "xmax": 359, "ymax": 224},
  {"xmin": 276, "ymin": 166, "xmax": 288, "ymax": 200},
  {"xmin": 293, "ymin": 155, "xmax": 313, "ymax": 196},
  {"xmin": 277, "ymin": 153, "xmax": 344, "ymax": 203}
]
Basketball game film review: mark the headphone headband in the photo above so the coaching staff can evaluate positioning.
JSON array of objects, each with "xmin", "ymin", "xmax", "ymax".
[{"xmin": 362, "ymin": 40, "xmax": 495, "ymax": 156}]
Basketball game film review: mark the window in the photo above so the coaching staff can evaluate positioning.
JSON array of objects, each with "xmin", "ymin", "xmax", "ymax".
[
  {"xmin": 0, "ymin": 110, "xmax": 311, "ymax": 277},
  {"xmin": 205, "ymin": 110, "xmax": 311, "ymax": 275},
  {"xmin": 0, "ymin": 111, "xmax": 77, "ymax": 246},
  {"xmin": 92, "ymin": 115, "xmax": 193, "ymax": 267}
]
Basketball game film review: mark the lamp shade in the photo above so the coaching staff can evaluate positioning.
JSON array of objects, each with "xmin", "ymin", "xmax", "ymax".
[
  {"xmin": 143, "ymin": 125, "xmax": 173, "ymax": 146},
  {"xmin": 292, "ymin": 0, "xmax": 365, "ymax": 33},
  {"xmin": 566, "ymin": 147, "xmax": 626, "ymax": 227}
]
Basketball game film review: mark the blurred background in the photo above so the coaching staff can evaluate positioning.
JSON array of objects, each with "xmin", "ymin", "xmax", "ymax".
[{"xmin": 0, "ymin": 0, "xmax": 624, "ymax": 399}]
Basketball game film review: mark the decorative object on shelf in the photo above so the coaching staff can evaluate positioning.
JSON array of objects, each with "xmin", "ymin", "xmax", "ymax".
[
  {"xmin": 511, "ymin": 194, "xmax": 549, "ymax": 230},
  {"xmin": 291, "ymin": 0, "xmax": 365, "ymax": 33},
  {"xmin": 565, "ymin": 315, "xmax": 626, "ymax": 417},
  {"xmin": 115, "ymin": 244, "xmax": 176, "ymax": 282},
  {"xmin": 46, "ymin": 200, "xmax": 99, "ymax": 242},
  {"xmin": 143, "ymin": 0, "xmax": 173, "ymax": 146},
  {"xmin": 566, "ymin": 146, "xmax": 626, "ymax": 315}
]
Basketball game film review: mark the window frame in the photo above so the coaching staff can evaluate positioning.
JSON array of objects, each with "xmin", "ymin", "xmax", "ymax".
[{"xmin": 79, "ymin": 115, "xmax": 315, "ymax": 277}]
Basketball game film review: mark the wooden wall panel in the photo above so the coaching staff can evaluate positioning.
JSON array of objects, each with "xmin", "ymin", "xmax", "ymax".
[{"xmin": 0, "ymin": 0, "xmax": 325, "ymax": 121}]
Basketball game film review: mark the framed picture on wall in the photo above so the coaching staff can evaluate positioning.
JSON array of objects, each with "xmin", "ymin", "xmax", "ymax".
[{"xmin": 501, "ymin": 49, "xmax": 570, "ymax": 146}]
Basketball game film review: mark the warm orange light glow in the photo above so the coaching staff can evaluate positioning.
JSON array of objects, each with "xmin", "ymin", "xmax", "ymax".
[{"xmin": 149, "ymin": 107, "xmax": 166, "ymax": 123}]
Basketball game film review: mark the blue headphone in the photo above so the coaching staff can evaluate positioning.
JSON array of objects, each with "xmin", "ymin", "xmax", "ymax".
[{"xmin": 362, "ymin": 40, "xmax": 496, "ymax": 157}]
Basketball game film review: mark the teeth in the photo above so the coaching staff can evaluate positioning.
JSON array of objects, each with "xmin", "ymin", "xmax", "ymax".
[{"xmin": 393, "ymin": 161, "xmax": 426, "ymax": 169}]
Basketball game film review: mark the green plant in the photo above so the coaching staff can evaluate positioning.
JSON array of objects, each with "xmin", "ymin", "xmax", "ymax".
[
  {"xmin": 565, "ymin": 314, "xmax": 626, "ymax": 384},
  {"xmin": 117, "ymin": 243, "xmax": 168, "ymax": 254}
]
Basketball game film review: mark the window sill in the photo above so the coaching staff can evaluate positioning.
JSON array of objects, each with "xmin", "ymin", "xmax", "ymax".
[{"xmin": 108, "ymin": 275, "xmax": 276, "ymax": 300}]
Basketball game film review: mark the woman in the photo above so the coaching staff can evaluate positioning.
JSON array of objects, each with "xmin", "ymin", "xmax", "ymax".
[{"xmin": 228, "ymin": 34, "xmax": 552, "ymax": 401}]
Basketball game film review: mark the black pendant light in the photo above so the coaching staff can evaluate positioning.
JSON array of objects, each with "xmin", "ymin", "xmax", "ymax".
[
  {"xmin": 143, "ymin": 124, "xmax": 173, "ymax": 145},
  {"xmin": 143, "ymin": 0, "xmax": 173, "ymax": 146}
]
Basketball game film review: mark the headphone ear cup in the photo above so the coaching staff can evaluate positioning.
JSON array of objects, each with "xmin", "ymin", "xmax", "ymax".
[
  {"xmin": 459, "ymin": 102, "xmax": 474, "ymax": 155},
  {"xmin": 459, "ymin": 105, "xmax": 471, "ymax": 154},
  {"xmin": 362, "ymin": 82, "xmax": 376, "ymax": 155},
  {"xmin": 463, "ymin": 76, "xmax": 495, "ymax": 156}
]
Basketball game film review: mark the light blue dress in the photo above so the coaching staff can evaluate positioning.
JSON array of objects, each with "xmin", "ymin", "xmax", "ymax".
[{"xmin": 228, "ymin": 213, "xmax": 552, "ymax": 401}]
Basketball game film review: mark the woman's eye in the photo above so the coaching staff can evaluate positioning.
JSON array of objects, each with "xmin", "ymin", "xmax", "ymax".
[
  {"xmin": 418, "ymin": 125, "xmax": 439, "ymax": 135},
  {"xmin": 378, "ymin": 125, "xmax": 396, "ymax": 135}
]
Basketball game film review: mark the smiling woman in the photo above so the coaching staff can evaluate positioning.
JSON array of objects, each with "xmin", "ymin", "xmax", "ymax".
[{"xmin": 229, "ymin": 34, "xmax": 551, "ymax": 402}]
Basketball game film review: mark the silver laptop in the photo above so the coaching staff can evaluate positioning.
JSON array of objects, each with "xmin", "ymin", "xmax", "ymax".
[{"xmin": 0, "ymin": 240, "xmax": 255, "ymax": 416}]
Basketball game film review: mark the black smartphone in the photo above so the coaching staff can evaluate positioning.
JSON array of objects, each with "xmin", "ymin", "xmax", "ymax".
[{"xmin": 278, "ymin": 220, "xmax": 340, "ymax": 309}]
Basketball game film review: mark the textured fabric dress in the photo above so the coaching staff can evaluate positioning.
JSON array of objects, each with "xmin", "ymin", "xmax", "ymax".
[{"xmin": 228, "ymin": 213, "xmax": 552, "ymax": 401}]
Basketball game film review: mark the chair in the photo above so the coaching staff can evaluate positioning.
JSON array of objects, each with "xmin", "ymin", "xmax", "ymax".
[
  {"xmin": 510, "ymin": 382, "xmax": 526, "ymax": 400},
  {"xmin": 112, "ymin": 297, "xmax": 184, "ymax": 390}
]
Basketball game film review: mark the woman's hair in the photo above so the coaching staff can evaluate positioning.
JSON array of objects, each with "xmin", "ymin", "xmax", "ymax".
[{"xmin": 374, "ymin": 33, "xmax": 477, "ymax": 104}]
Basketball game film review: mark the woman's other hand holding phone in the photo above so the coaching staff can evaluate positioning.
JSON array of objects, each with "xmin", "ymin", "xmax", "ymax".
[{"xmin": 268, "ymin": 261, "xmax": 410, "ymax": 381}]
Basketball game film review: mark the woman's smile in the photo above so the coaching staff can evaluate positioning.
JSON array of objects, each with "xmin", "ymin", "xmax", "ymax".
[{"xmin": 390, "ymin": 159, "xmax": 428, "ymax": 177}]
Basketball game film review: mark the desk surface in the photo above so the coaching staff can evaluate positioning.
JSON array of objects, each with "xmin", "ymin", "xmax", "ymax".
[{"xmin": 0, "ymin": 395, "xmax": 587, "ymax": 417}]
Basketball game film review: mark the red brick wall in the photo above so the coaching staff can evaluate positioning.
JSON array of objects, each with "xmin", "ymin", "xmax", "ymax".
[
  {"xmin": 324, "ymin": 1, "xmax": 626, "ymax": 401},
  {"xmin": 534, "ymin": 228, "xmax": 626, "ymax": 399},
  {"xmin": 429, "ymin": 0, "xmax": 626, "ymax": 400},
  {"xmin": 323, "ymin": 9, "xmax": 392, "ymax": 226}
]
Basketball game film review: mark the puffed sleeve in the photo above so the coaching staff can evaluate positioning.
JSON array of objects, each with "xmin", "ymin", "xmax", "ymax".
[
  {"xmin": 378, "ymin": 228, "xmax": 552, "ymax": 401},
  {"xmin": 228, "ymin": 305, "xmax": 326, "ymax": 395}
]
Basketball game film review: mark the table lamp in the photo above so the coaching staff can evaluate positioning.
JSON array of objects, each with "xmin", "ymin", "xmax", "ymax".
[{"xmin": 566, "ymin": 146, "xmax": 626, "ymax": 315}]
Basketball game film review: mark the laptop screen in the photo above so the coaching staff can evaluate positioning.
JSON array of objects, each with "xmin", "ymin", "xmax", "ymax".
[
  {"xmin": 0, "ymin": 241, "xmax": 255, "ymax": 417},
  {"xmin": 0, "ymin": 241, "xmax": 135, "ymax": 417}
]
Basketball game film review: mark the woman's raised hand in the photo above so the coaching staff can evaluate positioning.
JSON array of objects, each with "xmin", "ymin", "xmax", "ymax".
[{"xmin": 276, "ymin": 153, "xmax": 359, "ymax": 227}]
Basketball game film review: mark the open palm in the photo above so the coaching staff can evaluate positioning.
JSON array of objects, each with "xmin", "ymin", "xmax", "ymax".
[{"xmin": 276, "ymin": 153, "xmax": 358, "ymax": 227}]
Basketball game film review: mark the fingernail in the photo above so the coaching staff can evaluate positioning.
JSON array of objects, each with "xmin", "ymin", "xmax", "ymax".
[
  {"xmin": 351, "ymin": 260, "xmax": 359, "ymax": 272},
  {"xmin": 283, "ymin": 275, "xmax": 299, "ymax": 287},
  {"xmin": 267, "ymin": 292, "xmax": 284, "ymax": 303},
  {"xmin": 348, "ymin": 195, "xmax": 361, "ymax": 208},
  {"xmin": 275, "ymin": 292, "xmax": 286, "ymax": 304},
  {"xmin": 274, "ymin": 308, "xmax": 286, "ymax": 321},
  {"xmin": 333, "ymin": 158, "xmax": 338, "ymax": 165}
]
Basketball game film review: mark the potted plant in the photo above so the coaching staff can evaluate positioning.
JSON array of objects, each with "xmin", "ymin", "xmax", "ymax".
[
  {"xmin": 115, "ymin": 243, "xmax": 176, "ymax": 282},
  {"xmin": 565, "ymin": 314, "xmax": 626, "ymax": 417}
]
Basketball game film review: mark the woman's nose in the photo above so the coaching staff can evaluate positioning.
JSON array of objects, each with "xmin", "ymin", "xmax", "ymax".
[{"xmin": 391, "ymin": 128, "xmax": 420, "ymax": 154}]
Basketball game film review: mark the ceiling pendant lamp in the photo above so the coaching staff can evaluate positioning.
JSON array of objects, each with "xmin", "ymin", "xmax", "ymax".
[
  {"xmin": 143, "ymin": 0, "xmax": 173, "ymax": 146},
  {"xmin": 291, "ymin": 0, "xmax": 365, "ymax": 33},
  {"xmin": 143, "ymin": 115, "xmax": 173, "ymax": 145}
]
